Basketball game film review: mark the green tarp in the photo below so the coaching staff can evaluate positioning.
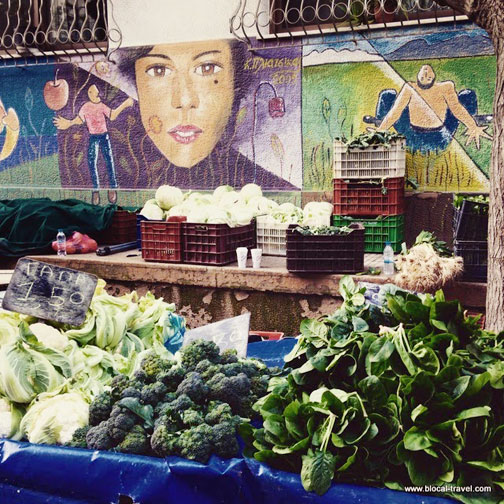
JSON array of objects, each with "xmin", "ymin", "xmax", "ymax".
[{"xmin": 0, "ymin": 198, "xmax": 116, "ymax": 257}]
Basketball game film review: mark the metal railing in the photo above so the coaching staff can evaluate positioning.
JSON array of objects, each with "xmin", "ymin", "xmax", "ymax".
[
  {"xmin": 0, "ymin": 0, "xmax": 121, "ymax": 65},
  {"xmin": 231, "ymin": 0, "xmax": 467, "ymax": 47}
]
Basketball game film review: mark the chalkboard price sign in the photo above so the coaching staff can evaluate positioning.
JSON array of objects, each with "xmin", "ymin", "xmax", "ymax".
[{"xmin": 2, "ymin": 258, "xmax": 98, "ymax": 326}]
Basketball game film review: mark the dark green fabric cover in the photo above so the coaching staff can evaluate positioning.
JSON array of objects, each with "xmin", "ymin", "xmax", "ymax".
[{"xmin": 0, "ymin": 198, "xmax": 116, "ymax": 256}]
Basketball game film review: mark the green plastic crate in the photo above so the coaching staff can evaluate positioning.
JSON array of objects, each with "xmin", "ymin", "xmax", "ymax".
[{"xmin": 332, "ymin": 214, "xmax": 404, "ymax": 253}]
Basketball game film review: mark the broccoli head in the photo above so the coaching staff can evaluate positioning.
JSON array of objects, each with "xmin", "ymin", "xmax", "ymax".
[
  {"xmin": 181, "ymin": 340, "xmax": 220, "ymax": 370},
  {"xmin": 219, "ymin": 349, "xmax": 239, "ymax": 365},
  {"xmin": 182, "ymin": 408, "xmax": 205, "ymax": 427},
  {"xmin": 140, "ymin": 352, "xmax": 173, "ymax": 381},
  {"xmin": 204, "ymin": 401, "xmax": 234, "ymax": 426},
  {"xmin": 156, "ymin": 394, "xmax": 196, "ymax": 426},
  {"xmin": 86, "ymin": 420, "xmax": 115, "ymax": 450},
  {"xmin": 107, "ymin": 405, "xmax": 137, "ymax": 442},
  {"xmin": 133, "ymin": 369, "xmax": 149, "ymax": 384},
  {"xmin": 194, "ymin": 359, "xmax": 221, "ymax": 381},
  {"xmin": 140, "ymin": 382, "xmax": 168, "ymax": 406},
  {"xmin": 88, "ymin": 391, "xmax": 113, "ymax": 426},
  {"xmin": 151, "ymin": 424, "xmax": 179, "ymax": 457},
  {"xmin": 250, "ymin": 375, "xmax": 269, "ymax": 398},
  {"xmin": 110, "ymin": 375, "xmax": 131, "ymax": 400},
  {"xmin": 120, "ymin": 387, "xmax": 142, "ymax": 401},
  {"xmin": 116, "ymin": 424, "xmax": 149, "ymax": 455},
  {"xmin": 66, "ymin": 425, "xmax": 91, "ymax": 448},
  {"xmin": 176, "ymin": 372, "xmax": 209, "ymax": 404},
  {"xmin": 158, "ymin": 366, "xmax": 186, "ymax": 392},
  {"xmin": 207, "ymin": 372, "xmax": 251, "ymax": 414},
  {"xmin": 178, "ymin": 424, "xmax": 214, "ymax": 463},
  {"xmin": 153, "ymin": 392, "xmax": 177, "ymax": 417},
  {"xmin": 211, "ymin": 422, "xmax": 240, "ymax": 459}
]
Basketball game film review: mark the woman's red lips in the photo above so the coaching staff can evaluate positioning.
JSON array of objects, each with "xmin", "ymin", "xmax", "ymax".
[{"xmin": 168, "ymin": 125, "xmax": 203, "ymax": 144}]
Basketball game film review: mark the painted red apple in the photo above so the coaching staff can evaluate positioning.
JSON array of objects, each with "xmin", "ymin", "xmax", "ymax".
[{"xmin": 44, "ymin": 70, "xmax": 69, "ymax": 111}]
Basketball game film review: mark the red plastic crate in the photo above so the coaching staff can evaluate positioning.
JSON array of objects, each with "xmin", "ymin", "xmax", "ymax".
[
  {"xmin": 94, "ymin": 210, "xmax": 138, "ymax": 245},
  {"xmin": 183, "ymin": 222, "xmax": 256, "ymax": 266},
  {"xmin": 286, "ymin": 223, "xmax": 365, "ymax": 274},
  {"xmin": 333, "ymin": 177, "xmax": 405, "ymax": 217},
  {"xmin": 141, "ymin": 220, "xmax": 184, "ymax": 263}
]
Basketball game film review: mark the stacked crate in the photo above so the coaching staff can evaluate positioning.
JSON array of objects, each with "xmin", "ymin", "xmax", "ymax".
[
  {"xmin": 453, "ymin": 199, "xmax": 488, "ymax": 282},
  {"xmin": 332, "ymin": 138, "xmax": 406, "ymax": 253}
]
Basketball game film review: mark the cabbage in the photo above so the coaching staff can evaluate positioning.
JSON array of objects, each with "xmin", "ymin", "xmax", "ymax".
[
  {"xmin": 219, "ymin": 191, "xmax": 242, "ymax": 208},
  {"xmin": 0, "ymin": 340, "xmax": 66, "ymax": 403},
  {"xmin": 155, "ymin": 185, "xmax": 184, "ymax": 210},
  {"xmin": 20, "ymin": 391, "xmax": 89, "ymax": 445},
  {"xmin": 213, "ymin": 185, "xmax": 234, "ymax": 202},
  {"xmin": 302, "ymin": 201, "xmax": 332, "ymax": 227},
  {"xmin": 129, "ymin": 292, "xmax": 175, "ymax": 340},
  {"xmin": 29, "ymin": 323, "xmax": 69, "ymax": 352},
  {"xmin": 0, "ymin": 310, "xmax": 22, "ymax": 346},
  {"xmin": 63, "ymin": 312, "xmax": 96, "ymax": 345},
  {"xmin": 140, "ymin": 201, "xmax": 164, "ymax": 220},
  {"xmin": 239, "ymin": 183, "xmax": 262, "ymax": 203},
  {"xmin": 247, "ymin": 196, "xmax": 277, "ymax": 216},
  {"xmin": 0, "ymin": 396, "xmax": 24, "ymax": 440},
  {"xmin": 279, "ymin": 202, "xmax": 297, "ymax": 212}
]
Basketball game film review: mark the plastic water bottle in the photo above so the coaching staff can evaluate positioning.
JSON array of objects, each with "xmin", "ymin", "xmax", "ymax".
[
  {"xmin": 383, "ymin": 241, "xmax": 395, "ymax": 276},
  {"xmin": 56, "ymin": 229, "xmax": 67, "ymax": 256}
]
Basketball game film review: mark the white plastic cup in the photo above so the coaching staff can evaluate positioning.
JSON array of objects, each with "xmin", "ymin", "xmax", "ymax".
[
  {"xmin": 251, "ymin": 248, "xmax": 263, "ymax": 269},
  {"xmin": 236, "ymin": 247, "xmax": 248, "ymax": 268}
]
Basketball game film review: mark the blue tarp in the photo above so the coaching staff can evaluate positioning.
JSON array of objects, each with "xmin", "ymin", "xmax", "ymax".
[{"xmin": 0, "ymin": 340, "xmax": 454, "ymax": 504}]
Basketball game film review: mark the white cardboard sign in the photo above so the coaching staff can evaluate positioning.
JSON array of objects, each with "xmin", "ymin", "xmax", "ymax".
[{"xmin": 182, "ymin": 313, "xmax": 251, "ymax": 358}]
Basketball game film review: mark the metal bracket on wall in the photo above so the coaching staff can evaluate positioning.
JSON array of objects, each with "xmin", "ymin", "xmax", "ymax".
[
  {"xmin": 230, "ymin": 0, "xmax": 467, "ymax": 52},
  {"xmin": 0, "ymin": 0, "xmax": 122, "ymax": 67}
]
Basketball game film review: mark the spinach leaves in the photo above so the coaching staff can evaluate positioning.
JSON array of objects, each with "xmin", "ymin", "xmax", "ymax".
[{"xmin": 244, "ymin": 278, "xmax": 504, "ymax": 502}]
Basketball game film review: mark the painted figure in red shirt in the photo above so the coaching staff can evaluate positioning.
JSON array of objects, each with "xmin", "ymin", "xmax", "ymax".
[{"xmin": 54, "ymin": 84, "xmax": 133, "ymax": 205}]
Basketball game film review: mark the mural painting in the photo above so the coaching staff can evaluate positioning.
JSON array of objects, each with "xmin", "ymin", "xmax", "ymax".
[
  {"xmin": 302, "ymin": 26, "xmax": 495, "ymax": 192},
  {"xmin": 0, "ymin": 25, "xmax": 496, "ymax": 203},
  {"xmin": 55, "ymin": 39, "xmax": 301, "ymax": 201}
]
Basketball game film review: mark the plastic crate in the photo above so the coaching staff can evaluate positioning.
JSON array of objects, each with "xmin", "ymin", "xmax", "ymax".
[
  {"xmin": 94, "ymin": 210, "xmax": 138, "ymax": 245},
  {"xmin": 256, "ymin": 217, "xmax": 290, "ymax": 256},
  {"xmin": 286, "ymin": 223, "xmax": 365, "ymax": 274},
  {"xmin": 453, "ymin": 199, "xmax": 489, "ymax": 241},
  {"xmin": 333, "ymin": 139, "xmax": 406, "ymax": 179},
  {"xmin": 140, "ymin": 220, "xmax": 184, "ymax": 263},
  {"xmin": 333, "ymin": 177, "xmax": 405, "ymax": 216},
  {"xmin": 454, "ymin": 240, "xmax": 487, "ymax": 282},
  {"xmin": 183, "ymin": 222, "xmax": 256, "ymax": 266},
  {"xmin": 136, "ymin": 215, "xmax": 148, "ymax": 249},
  {"xmin": 332, "ymin": 214, "xmax": 404, "ymax": 253}
]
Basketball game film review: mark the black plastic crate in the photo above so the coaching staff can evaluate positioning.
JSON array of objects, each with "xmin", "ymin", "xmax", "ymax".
[
  {"xmin": 286, "ymin": 223, "xmax": 365, "ymax": 274},
  {"xmin": 454, "ymin": 239, "xmax": 487, "ymax": 282},
  {"xmin": 454, "ymin": 199, "xmax": 488, "ymax": 241}
]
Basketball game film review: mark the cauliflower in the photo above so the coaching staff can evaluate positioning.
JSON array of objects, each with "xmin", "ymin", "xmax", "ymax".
[{"xmin": 29, "ymin": 323, "xmax": 69, "ymax": 351}]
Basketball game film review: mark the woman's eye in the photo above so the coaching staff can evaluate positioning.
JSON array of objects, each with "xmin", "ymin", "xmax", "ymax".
[
  {"xmin": 195, "ymin": 63, "xmax": 222, "ymax": 76},
  {"xmin": 146, "ymin": 65, "xmax": 172, "ymax": 78}
]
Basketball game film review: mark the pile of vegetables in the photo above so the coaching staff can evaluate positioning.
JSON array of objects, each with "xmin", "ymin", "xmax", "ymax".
[
  {"xmin": 70, "ymin": 340, "xmax": 282, "ymax": 462},
  {"xmin": 0, "ymin": 281, "xmax": 185, "ymax": 445},
  {"xmin": 242, "ymin": 277, "xmax": 504, "ymax": 502},
  {"xmin": 335, "ymin": 131, "xmax": 405, "ymax": 150},
  {"xmin": 140, "ymin": 183, "xmax": 333, "ymax": 228},
  {"xmin": 395, "ymin": 231, "xmax": 462, "ymax": 293},
  {"xmin": 293, "ymin": 225, "xmax": 353, "ymax": 236}
]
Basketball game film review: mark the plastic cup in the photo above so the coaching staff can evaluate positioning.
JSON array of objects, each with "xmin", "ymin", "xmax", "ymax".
[
  {"xmin": 236, "ymin": 247, "xmax": 248, "ymax": 268},
  {"xmin": 251, "ymin": 248, "xmax": 262, "ymax": 269}
]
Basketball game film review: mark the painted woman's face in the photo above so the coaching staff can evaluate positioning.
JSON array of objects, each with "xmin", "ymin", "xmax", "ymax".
[{"xmin": 135, "ymin": 40, "xmax": 234, "ymax": 168}]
